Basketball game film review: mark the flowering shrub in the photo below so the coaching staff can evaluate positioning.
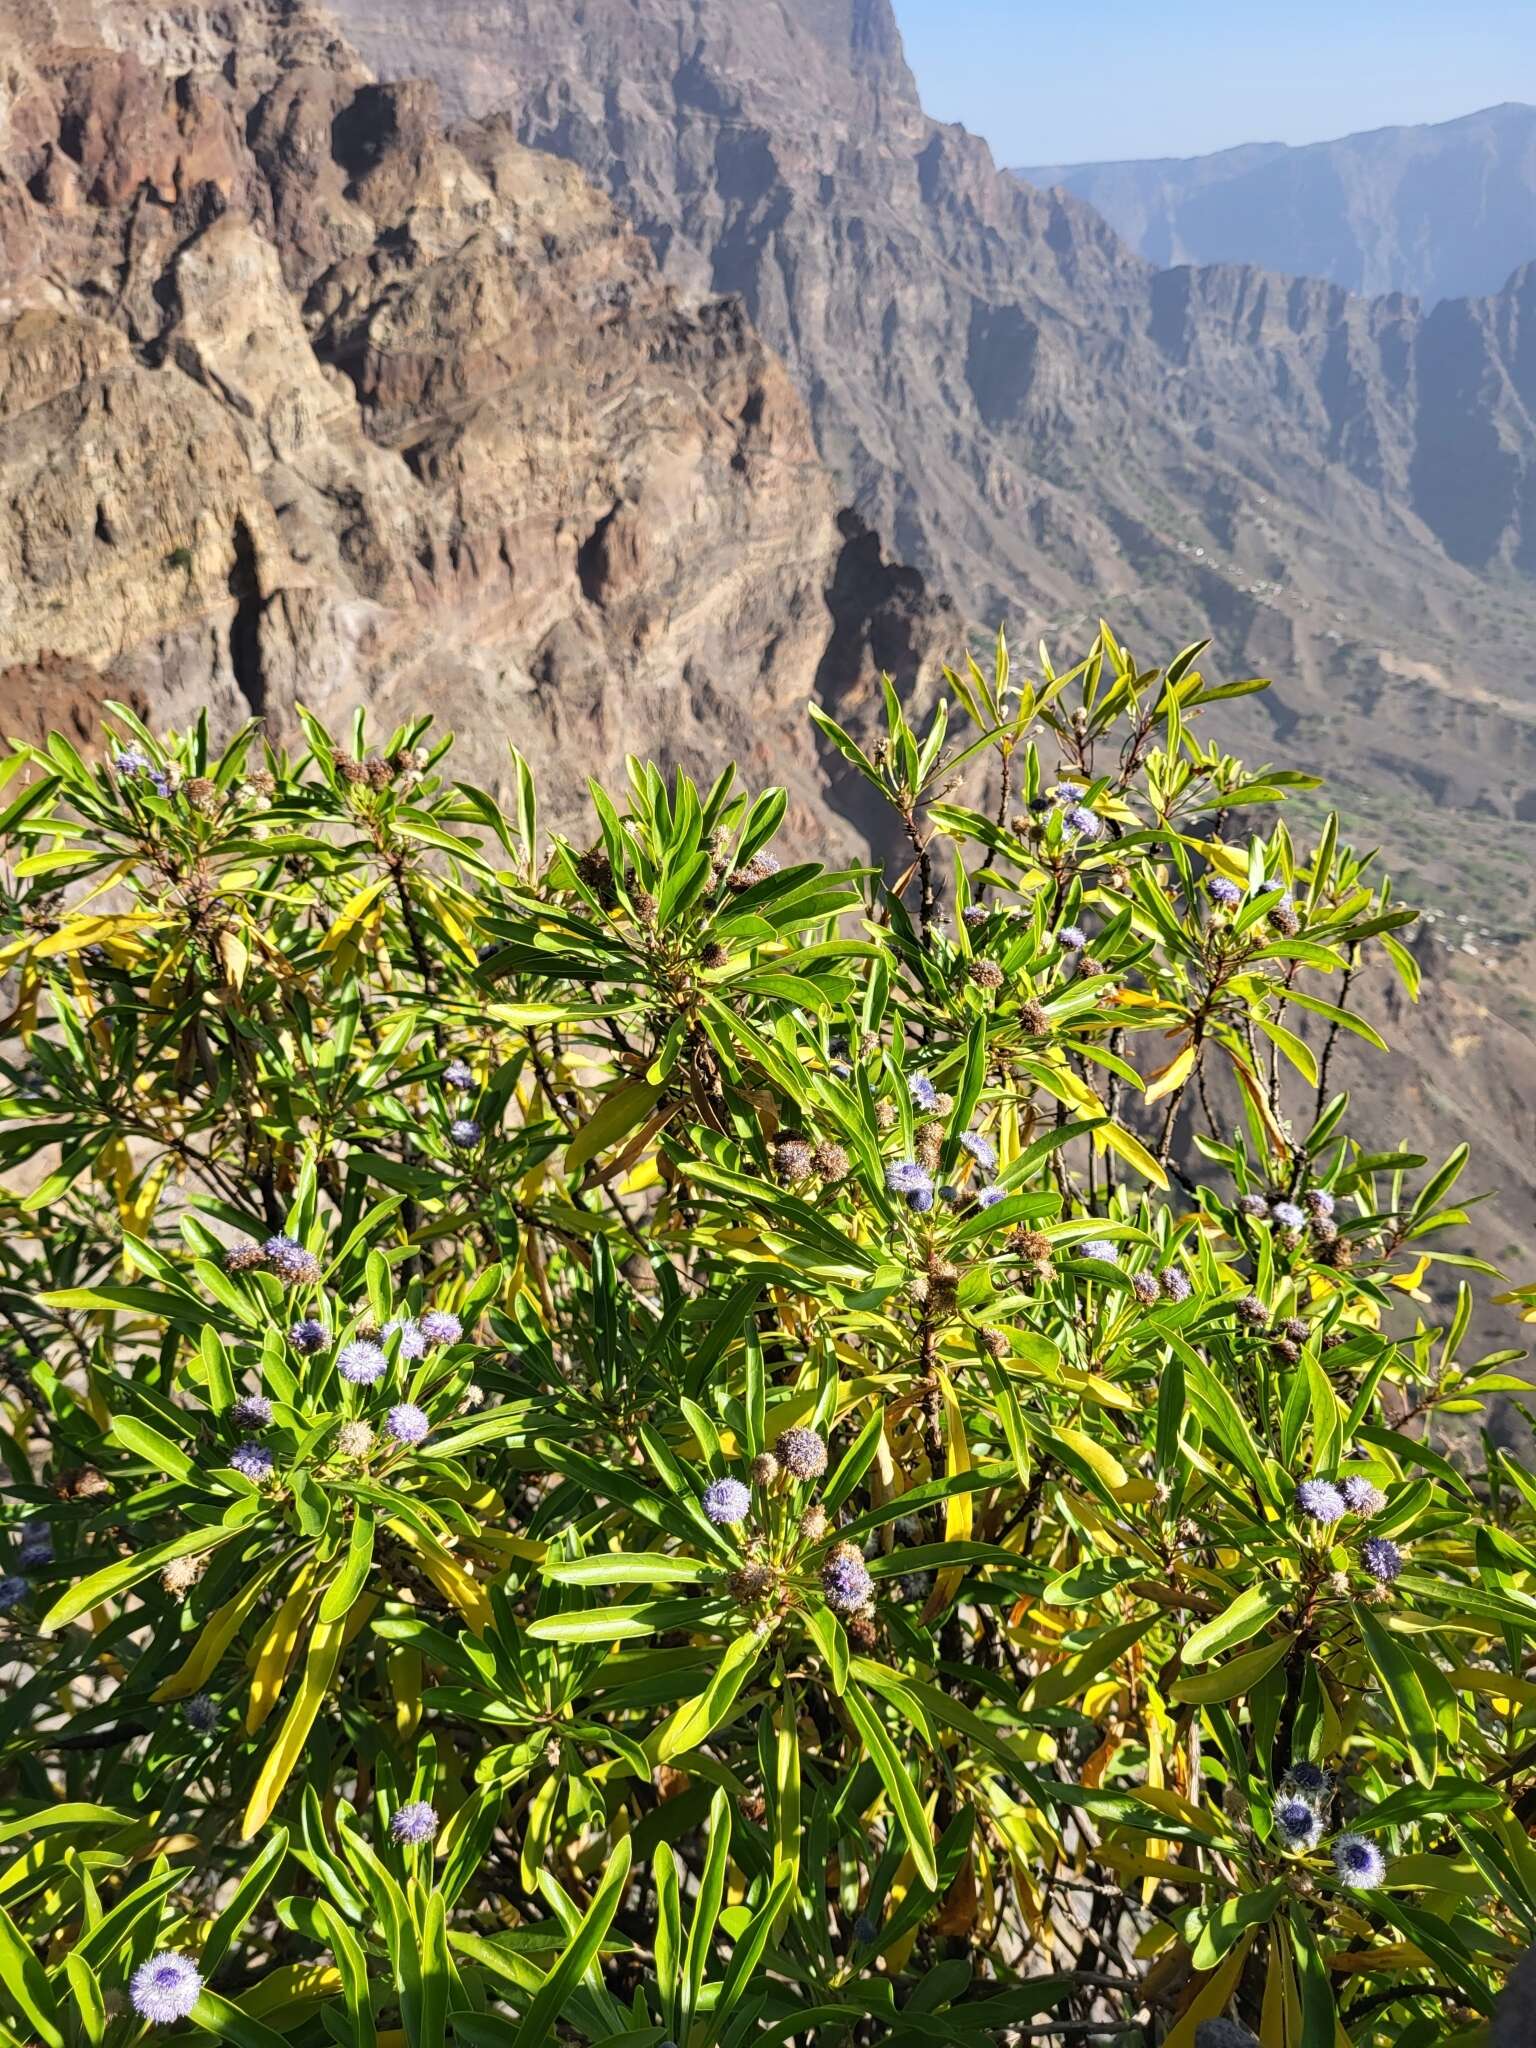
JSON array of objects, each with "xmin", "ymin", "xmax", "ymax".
[{"xmin": 0, "ymin": 634, "xmax": 1532, "ymax": 2047}]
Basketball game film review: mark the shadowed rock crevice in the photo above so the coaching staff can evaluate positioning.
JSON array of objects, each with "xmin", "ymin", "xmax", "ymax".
[{"xmin": 227, "ymin": 516, "xmax": 267, "ymax": 717}]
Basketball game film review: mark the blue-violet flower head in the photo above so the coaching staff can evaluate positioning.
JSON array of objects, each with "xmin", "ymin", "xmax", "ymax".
[
  {"xmin": 1295, "ymin": 1478, "xmax": 1346, "ymax": 1525},
  {"xmin": 263, "ymin": 1235, "xmax": 322, "ymax": 1286},
  {"xmin": 386, "ymin": 1404, "xmax": 430, "ymax": 1447},
  {"xmin": 1361, "ymin": 1538, "xmax": 1403, "ymax": 1584},
  {"xmin": 703, "ymin": 1477, "xmax": 751, "ymax": 1526},
  {"xmin": 822, "ymin": 1548, "xmax": 874, "ymax": 1615},
  {"xmin": 1274, "ymin": 1800, "xmax": 1323, "ymax": 1851},
  {"xmin": 229, "ymin": 1441, "xmax": 273, "ymax": 1481},
  {"xmin": 385, "ymin": 1318, "xmax": 427, "ymax": 1361},
  {"xmin": 338, "ymin": 1340, "xmax": 387, "ymax": 1385},
  {"xmin": 1332, "ymin": 1834, "xmax": 1386, "ymax": 1889},
  {"xmin": 130, "ymin": 1954, "xmax": 203, "ymax": 2025},
  {"xmin": 389, "ymin": 1801, "xmax": 439, "ymax": 1845},
  {"xmin": 1341, "ymin": 1475, "xmax": 1386, "ymax": 1517}
]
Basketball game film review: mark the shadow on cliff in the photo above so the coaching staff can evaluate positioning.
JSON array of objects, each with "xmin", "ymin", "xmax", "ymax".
[{"xmin": 811, "ymin": 507, "xmax": 957, "ymax": 878}]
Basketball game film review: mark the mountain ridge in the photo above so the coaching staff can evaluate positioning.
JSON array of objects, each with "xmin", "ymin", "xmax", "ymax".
[{"xmin": 1017, "ymin": 100, "xmax": 1536, "ymax": 308}]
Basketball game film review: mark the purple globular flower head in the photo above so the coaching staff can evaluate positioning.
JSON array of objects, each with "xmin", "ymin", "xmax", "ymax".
[
  {"xmin": 1078, "ymin": 1239, "xmax": 1119, "ymax": 1266},
  {"xmin": 1306, "ymin": 1188, "xmax": 1336, "ymax": 1218},
  {"xmin": 229, "ymin": 1441, "xmax": 274, "ymax": 1481},
  {"xmin": 1295, "ymin": 1478, "xmax": 1346, "ymax": 1526},
  {"xmin": 290, "ymin": 1318, "xmax": 328, "ymax": 1355},
  {"xmin": 1236, "ymin": 1193, "xmax": 1269, "ymax": 1219},
  {"xmin": 229, "ymin": 1394, "xmax": 273, "ymax": 1430},
  {"xmin": 908, "ymin": 1071, "xmax": 939, "ymax": 1110},
  {"xmin": 386, "ymin": 1403, "xmax": 430, "ymax": 1447},
  {"xmin": 1341, "ymin": 1474, "xmax": 1387, "ymax": 1517},
  {"xmin": 1274, "ymin": 1799, "xmax": 1323, "ymax": 1852},
  {"xmin": 1332, "ymin": 1834, "xmax": 1387, "ymax": 1889},
  {"xmin": 1270, "ymin": 1202, "xmax": 1306, "ymax": 1231},
  {"xmin": 447, "ymin": 1118, "xmax": 482, "ymax": 1150},
  {"xmin": 974, "ymin": 1185, "xmax": 1007, "ymax": 1210},
  {"xmin": 183, "ymin": 1693, "xmax": 218, "ymax": 1732},
  {"xmin": 0, "ymin": 1575, "xmax": 28, "ymax": 1611},
  {"xmin": 775, "ymin": 1425, "xmax": 828, "ymax": 1481},
  {"xmin": 702, "ymin": 1477, "xmax": 751, "ymax": 1526},
  {"xmin": 1361, "ymin": 1537, "xmax": 1403, "ymax": 1585},
  {"xmin": 419, "ymin": 1309, "xmax": 462, "ymax": 1346},
  {"xmin": 1130, "ymin": 1271, "xmax": 1160, "ymax": 1304},
  {"xmin": 1052, "ymin": 781, "xmax": 1085, "ymax": 805},
  {"xmin": 389, "ymin": 1801, "xmax": 439, "ymax": 1846},
  {"xmin": 1063, "ymin": 804, "xmax": 1104, "ymax": 841},
  {"xmin": 958, "ymin": 1130, "xmax": 997, "ymax": 1172},
  {"xmin": 962, "ymin": 904, "xmax": 988, "ymax": 926},
  {"xmin": 263, "ymin": 1235, "xmax": 322, "ymax": 1287},
  {"xmin": 385, "ymin": 1318, "xmax": 427, "ymax": 1361},
  {"xmin": 1283, "ymin": 1762, "xmax": 1332, "ymax": 1803},
  {"xmin": 1160, "ymin": 1267, "xmax": 1192, "ymax": 1303},
  {"xmin": 885, "ymin": 1160, "xmax": 934, "ymax": 1207},
  {"xmin": 338, "ymin": 1340, "xmax": 387, "ymax": 1385},
  {"xmin": 1208, "ymin": 876, "xmax": 1242, "ymax": 907},
  {"xmin": 822, "ymin": 1546, "xmax": 874, "ymax": 1615},
  {"xmin": 130, "ymin": 1953, "xmax": 203, "ymax": 2025},
  {"xmin": 444, "ymin": 1058, "xmax": 474, "ymax": 1089},
  {"xmin": 1057, "ymin": 924, "xmax": 1087, "ymax": 952},
  {"xmin": 17, "ymin": 1520, "xmax": 52, "ymax": 1569}
]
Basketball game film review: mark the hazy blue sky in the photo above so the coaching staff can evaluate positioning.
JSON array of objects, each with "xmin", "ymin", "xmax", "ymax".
[{"xmin": 893, "ymin": 1, "xmax": 1536, "ymax": 166}]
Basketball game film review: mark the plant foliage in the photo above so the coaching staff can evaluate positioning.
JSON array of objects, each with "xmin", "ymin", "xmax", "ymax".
[{"xmin": 0, "ymin": 631, "xmax": 1531, "ymax": 2047}]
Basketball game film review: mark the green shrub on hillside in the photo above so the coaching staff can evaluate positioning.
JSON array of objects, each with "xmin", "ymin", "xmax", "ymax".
[{"xmin": 0, "ymin": 630, "xmax": 1531, "ymax": 2047}]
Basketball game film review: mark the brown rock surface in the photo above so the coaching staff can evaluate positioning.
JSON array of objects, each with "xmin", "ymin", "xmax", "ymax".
[{"xmin": 0, "ymin": 0, "xmax": 951, "ymax": 835}]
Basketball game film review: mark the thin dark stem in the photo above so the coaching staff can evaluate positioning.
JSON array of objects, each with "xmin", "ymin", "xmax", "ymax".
[{"xmin": 1314, "ymin": 953, "xmax": 1357, "ymax": 1116}]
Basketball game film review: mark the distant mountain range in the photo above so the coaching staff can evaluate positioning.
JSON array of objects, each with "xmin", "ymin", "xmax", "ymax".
[{"xmin": 1018, "ymin": 103, "xmax": 1536, "ymax": 305}]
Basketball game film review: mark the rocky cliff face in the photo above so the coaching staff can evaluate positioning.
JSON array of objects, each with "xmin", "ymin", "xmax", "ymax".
[
  {"xmin": 1021, "ymin": 103, "xmax": 1536, "ymax": 308},
  {"xmin": 0, "ymin": 0, "xmax": 951, "ymax": 837}
]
